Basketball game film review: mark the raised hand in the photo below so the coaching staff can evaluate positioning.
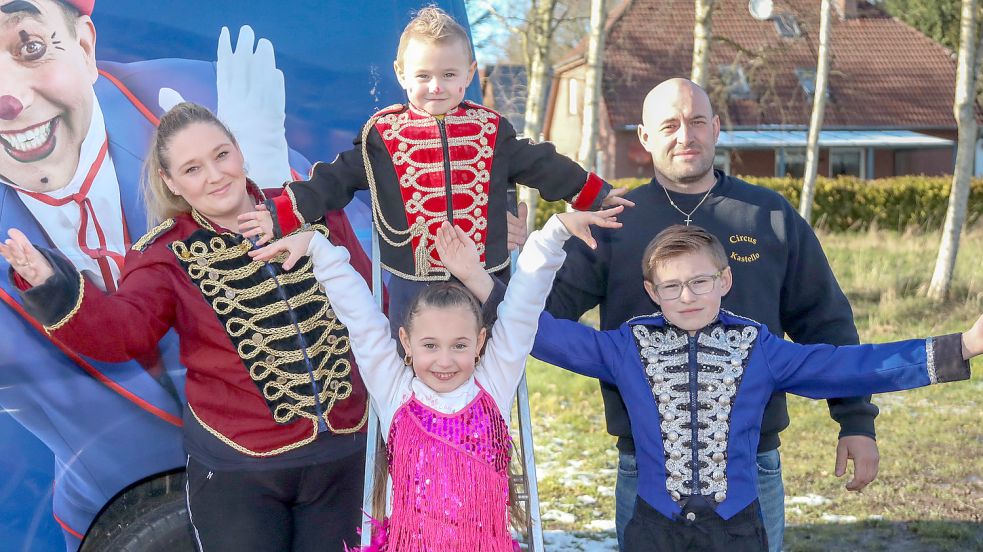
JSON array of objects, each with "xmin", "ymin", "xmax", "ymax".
[
  {"xmin": 601, "ymin": 186, "xmax": 635, "ymax": 208},
  {"xmin": 435, "ymin": 221, "xmax": 481, "ymax": 282},
  {"xmin": 556, "ymin": 205, "xmax": 624, "ymax": 249},
  {"xmin": 247, "ymin": 231, "xmax": 316, "ymax": 270},
  {"xmin": 0, "ymin": 229, "xmax": 55, "ymax": 287},
  {"xmin": 238, "ymin": 203, "xmax": 275, "ymax": 246},
  {"xmin": 434, "ymin": 221, "xmax": 494, "ymax": 302}
]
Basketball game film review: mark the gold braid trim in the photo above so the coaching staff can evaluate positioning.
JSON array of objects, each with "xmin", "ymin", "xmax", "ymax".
[
  {"xmin": 379, "ymin": 256, "xmax": 511, "ymax": 282},
  {"xmin": 191, "ymin": 209, "xmax": 218, "ymax": 233},
  {"xmin": 44, "ymin": 271, "xmax": 85, "ymax": 332},
  {"xmin": 324, "ymin": 397, "xmax": 369, "ymax": 434},
  {"xmin": 132, "ymin": 218, "xmax": 175, "ymax": 251},
  {"xmin": 188, "ymin": 404, "xmax": 319, "ymax": 457},
  {"xmin": 174, "ymin": 224, "xmax": 361, "ymax": 425},
  {"xmin": 283, "ymin": 185, "xmax": 306, "ymax": 227},
  {"xmin": 361, "ymin": 114, "xmax": 427, "ymax": 260}
]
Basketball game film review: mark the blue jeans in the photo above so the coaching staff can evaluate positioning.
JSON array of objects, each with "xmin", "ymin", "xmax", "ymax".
[
  {"xmin": 615, "ymin": 449, "xmax": 785, "ymax": 552},
  {"xmin": 755, "ymin": 448, "xmax": 785, "ymax": 552}
]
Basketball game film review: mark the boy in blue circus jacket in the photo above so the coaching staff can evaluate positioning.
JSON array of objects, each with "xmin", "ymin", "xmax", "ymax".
[{"xmin": 531, "ymin": 224, "xmax": 980, "ymax": 552}]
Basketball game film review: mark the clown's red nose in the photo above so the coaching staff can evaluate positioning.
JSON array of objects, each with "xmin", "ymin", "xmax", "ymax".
[{"xmin": 0, "ymin": 95, "xmax": 24, "ymax": 120}]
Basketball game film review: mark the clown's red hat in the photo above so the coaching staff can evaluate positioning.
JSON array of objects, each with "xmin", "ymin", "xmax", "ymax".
[{"xmin": 61, "ymin": 0, "xmax": 94, "ymax": 16}]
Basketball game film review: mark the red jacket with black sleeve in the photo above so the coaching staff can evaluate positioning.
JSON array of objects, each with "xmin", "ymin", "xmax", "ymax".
[{"xmin": 271, "ymin": 101, "xmax": 610, "ymax": 281}]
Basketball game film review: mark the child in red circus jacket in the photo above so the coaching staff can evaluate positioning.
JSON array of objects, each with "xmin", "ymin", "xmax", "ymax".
[{"xmin": 239, "ymin": 6, "xmax": 633, "ymax": 327}]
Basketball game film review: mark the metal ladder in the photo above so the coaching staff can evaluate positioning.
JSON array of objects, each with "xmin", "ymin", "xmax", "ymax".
[{"xmin": 360, "ymin": 217, "xmax": 545, "ymax": 550}]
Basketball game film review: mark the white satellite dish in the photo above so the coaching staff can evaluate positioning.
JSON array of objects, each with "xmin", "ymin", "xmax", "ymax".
[{"xmin": 748, "ymin": 0, "xmax": 774, "ymax": 20}]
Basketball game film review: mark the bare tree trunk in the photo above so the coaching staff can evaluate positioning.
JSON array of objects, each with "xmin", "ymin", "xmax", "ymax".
[
  {"xmin": 691, "ymin": 0, "xmax": 715, "ymax": 87},
  {"xmin": 799, "ymin": 0, "xmax": 833, "ymax": 223},
  {"xmin": 928, "ymin": 0, "xmax": 979, "ymax": 300},
  {"xmin": 518, "ymin": 0, "xmax": 559, "ymax": 230},
  {"xmin": 577, "ymin": 0, "xmax": 607, "ymax": 173}
]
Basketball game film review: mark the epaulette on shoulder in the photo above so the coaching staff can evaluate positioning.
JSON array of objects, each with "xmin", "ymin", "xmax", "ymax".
[
  {"xmin": 627, "ymin": 312, "xmax": 665, "ymax": 326},
  {"xmin": 372, "ymin": 103, "xmax": 406, "ymax": 118},
  {"xmin": 719, "ymin": 309, "xmax": 763, "ymax": 328},
  {"xmin": 462, "ymin": 100, "xmax": 499, "ymax": 118},
  {"xmin": 132, "ymin": 218, "xmax": 176, "ymax": 251}
]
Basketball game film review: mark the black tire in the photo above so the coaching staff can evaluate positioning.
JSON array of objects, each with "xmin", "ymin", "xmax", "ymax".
[
  {"xmin": 80, "ymin": 472, "xmax": 196, "ymax": 552},
  {"xmin": 104, "ymin": 495, "xmax": 196, "ymax": 552}
]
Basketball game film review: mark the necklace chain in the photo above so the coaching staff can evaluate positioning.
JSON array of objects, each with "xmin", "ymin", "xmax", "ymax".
[{"xmin": 661, "ymin": 183, "xmax": 714, "ymax": 225}]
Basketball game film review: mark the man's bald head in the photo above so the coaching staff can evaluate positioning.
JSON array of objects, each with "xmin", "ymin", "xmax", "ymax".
[
  {"xmin": 636, "ymin": 77, "xmax": 720, "ymax": 192},
  {"xmin": 641, "ymin": 78, "xmax": 714, "ymax": 128}
]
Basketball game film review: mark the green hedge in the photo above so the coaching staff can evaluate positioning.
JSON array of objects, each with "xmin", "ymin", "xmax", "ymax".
[{"xmin": 533, "ymin": 175, "xmax": 983, "ymax": 232}]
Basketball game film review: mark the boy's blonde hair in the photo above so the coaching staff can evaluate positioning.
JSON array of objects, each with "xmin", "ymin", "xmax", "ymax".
[
  {"xmin": 395, "ymin": 5, "xmax": 473, "ymax": 71},
  {"xmin": 642, "ymin": 225, "xmax": 729, "ymax": 282}
]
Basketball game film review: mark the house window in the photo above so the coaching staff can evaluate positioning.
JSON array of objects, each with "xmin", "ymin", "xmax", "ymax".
[
  {"xmin": 718, "ymin": 65, "xmax": 752, "ymax": 100},
  {"xmin": 776, "ymin": 148, "xmax": 806, "ymax": 178},
  {"xmin": 795, "ymin": 68, "xmax": 831, "ymax": 98},
  {"xmin": 774, "ymin": 13, "xmax": 801, "ymax": 38},
  {"xmin": 829, "ymin": 149, "xmax": 863, "ymax": 178},
  {"xmin": 567, "ymin": 78, "xmax": 581, "ymax": 115}
]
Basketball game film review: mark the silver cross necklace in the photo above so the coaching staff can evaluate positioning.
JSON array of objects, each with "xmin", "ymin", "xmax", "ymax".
[{"xmin": 660, "ymin": 183, "xmax": 714, "ymax": 225}]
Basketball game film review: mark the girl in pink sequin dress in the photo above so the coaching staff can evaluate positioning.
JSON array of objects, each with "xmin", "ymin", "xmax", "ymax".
[{"xmin": 250, "ymin": 207, "xmax": 623, "ymax": 551}]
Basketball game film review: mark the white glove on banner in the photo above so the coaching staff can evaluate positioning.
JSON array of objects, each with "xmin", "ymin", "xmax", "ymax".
[{"xmin": 158, "ymin": 25, "xmax": 292, "ymax": 187}]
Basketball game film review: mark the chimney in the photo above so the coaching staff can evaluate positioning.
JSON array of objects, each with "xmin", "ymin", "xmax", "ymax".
[{"xmin": 833, "ymin": 0, "xmax": 858, "ymax": 20}]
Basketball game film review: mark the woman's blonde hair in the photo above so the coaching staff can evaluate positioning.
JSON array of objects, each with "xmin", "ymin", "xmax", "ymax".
[{"xmin": 141, "ymin": 102, "xmax": 238, "ymax": 225}]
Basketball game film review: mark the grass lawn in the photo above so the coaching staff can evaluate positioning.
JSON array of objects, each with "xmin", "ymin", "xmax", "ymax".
[{"xmin": 521, "ymin": 227, "xmax": 983, "ymax": 550}]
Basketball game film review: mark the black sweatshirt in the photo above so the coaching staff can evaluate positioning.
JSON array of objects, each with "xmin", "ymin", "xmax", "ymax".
[{"xmin": 545, "ymin": 171, "xmax": 878, "ymax": 453}]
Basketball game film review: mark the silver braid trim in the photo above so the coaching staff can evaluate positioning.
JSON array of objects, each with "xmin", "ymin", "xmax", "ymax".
[
  {"xmin": 632, "ymin": 322, "xmax": 758, "ymax": 504},
  {"xmin": 925, "ymin": 337, "xmax": 938, "ymax": 384},
  {"xmin": 633, "ymin": 325, "xmax": 690, "ymax": 500}
]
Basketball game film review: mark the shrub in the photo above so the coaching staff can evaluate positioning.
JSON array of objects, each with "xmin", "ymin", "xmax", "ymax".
[{"xmin": 532, "ymin": 175, "xmax": 983, "ymax": 232}]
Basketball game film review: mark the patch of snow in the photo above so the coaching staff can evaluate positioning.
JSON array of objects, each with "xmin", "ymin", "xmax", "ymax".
[
  {"xmin": 821, "ymin": 513, "xmax": 858, "ymax": 523},
  {"xmin": 543, "ymin": 530, "xmax": 618, "ymax": 551},
  {"xmin": 542, "ymin": 510, "xmax": 576, "ymax": 524},
  {"xmin": 587, "ymin": 519, "xmax": 616, "ymax": 531},
  {"xmin": 787, "ymin": 494, "xmax": 832, "ymax": 506}
]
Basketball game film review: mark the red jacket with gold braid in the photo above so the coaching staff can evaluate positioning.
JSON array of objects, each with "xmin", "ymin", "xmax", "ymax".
[
  {"xmin": 272, "ymin": 101, "xmax": 610, "ymax": 281},
  {"xmin": 18, "ymin": 195, "xmax": 369, "ymax": 457}
]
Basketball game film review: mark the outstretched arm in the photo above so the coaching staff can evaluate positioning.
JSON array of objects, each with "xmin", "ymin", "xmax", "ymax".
[
  {"xmin": 479, "ymin": 207, "xmax": 623, "ymax": 409},
  {"xmin": 2, "ymin": 229, "xmax": 175, "ymax": 362}
]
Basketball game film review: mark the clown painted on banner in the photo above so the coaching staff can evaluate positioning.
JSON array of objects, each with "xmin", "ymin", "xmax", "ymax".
[{"xmin": 0, "ymin": 1, "xmax": 477, "ymax": 549}]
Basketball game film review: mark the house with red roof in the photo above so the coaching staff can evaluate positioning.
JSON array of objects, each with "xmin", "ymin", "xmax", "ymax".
[{"xmin": 543, "ymin": 0, "xmax": 981, "ymax": 179}]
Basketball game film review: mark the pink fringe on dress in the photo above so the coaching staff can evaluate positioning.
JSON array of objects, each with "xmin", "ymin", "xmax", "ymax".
[
  {"xmin": 375, "ymin": 388, "xmax": 515, "ymax": 551},
  {"xmin": 345, "ymin": 516, "xmax": 389, "ymax": 552}
]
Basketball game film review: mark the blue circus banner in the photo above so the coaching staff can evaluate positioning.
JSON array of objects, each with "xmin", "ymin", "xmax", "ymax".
[{"xmin": 0, "ymin": 1, "xmax": 478, "ymax": 550}]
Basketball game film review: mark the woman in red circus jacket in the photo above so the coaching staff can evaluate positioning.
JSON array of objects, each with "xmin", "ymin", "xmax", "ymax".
[{"xmin": 1, "ymin": 102, "xmax": 369, "ymax": 552}]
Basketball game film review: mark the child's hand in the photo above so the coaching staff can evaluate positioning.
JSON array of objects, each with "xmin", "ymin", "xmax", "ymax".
[
  {"xmin": 435, "ymin": 222, "xmax": 482, "ymax": 281},
  {"xmin": 434, "ymin": 221, "xmax": 494, "ymax": 302},
  {"xmin": 248, "ymin": 231, "xmax": 316, "ymax": 270},
  {"xmin": 238, "ymin": 203, "xmax": 275, "ymax": 246},
  {"xmin": 556, "ymin": 205, "xmax": 623, "ymax": 249},
  {"xmin": 601, "ymin": 186, "xmax": 635, "ymax": 208},
  {"xmin": 0, "ymin": 229, "xmax": 55, "ymax": 287},
  {"xmin": 962, "ymin": 315, "xmax": 983, "ymax": 359}
]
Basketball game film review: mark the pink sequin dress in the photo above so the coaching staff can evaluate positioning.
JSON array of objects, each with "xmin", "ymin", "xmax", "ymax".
[{"xmin": 382, "ymin": 385, "xmax": 514, "ymax": 551}]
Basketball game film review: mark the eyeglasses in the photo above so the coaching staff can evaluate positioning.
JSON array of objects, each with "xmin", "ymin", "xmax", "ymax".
[{"xmin": 653, "ymin": 270, "xmax": 723, "ymax": 301}]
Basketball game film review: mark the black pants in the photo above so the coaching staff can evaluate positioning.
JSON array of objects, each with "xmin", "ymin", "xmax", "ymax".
[
  {"xmin": 624, "ymin": 496, "xmax": 768, "ymax": 552},
  {"xmin": 185, "ymin": 448, "xmax": 364, "ymax": 552}
]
